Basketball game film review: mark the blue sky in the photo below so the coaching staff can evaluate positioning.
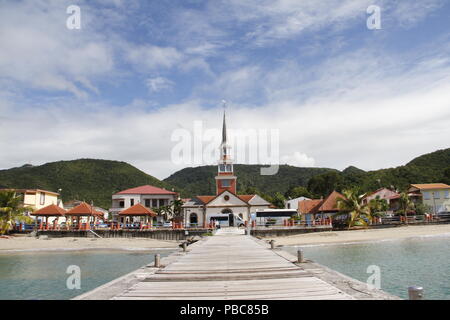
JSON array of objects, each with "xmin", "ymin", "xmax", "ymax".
[{"xmin": 1, "ymin": 0, "xmax": 450, "ymax": 179}]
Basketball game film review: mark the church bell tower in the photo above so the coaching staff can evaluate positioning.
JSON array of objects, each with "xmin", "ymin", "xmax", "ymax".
[{"xmin": 215, "ymin": 103, "xmax": 237, "ymax": 195}]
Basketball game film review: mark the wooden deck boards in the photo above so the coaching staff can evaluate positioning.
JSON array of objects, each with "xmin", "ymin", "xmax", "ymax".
[{"xmin": 112, "ymin": 228, "xmax": 355, "ymax": 300}]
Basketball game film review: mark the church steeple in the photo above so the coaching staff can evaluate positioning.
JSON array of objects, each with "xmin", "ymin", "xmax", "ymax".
[{"xmin": 216, "ymin": 101, "xmax": 237, "ymax": 195}]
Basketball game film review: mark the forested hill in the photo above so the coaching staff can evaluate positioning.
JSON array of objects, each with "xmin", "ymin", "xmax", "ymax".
[
  {"xmin": 164, "ymin": 164, "xmax": 337, "ymax": 197},
  {"xmin": 165, "ymin": 148, "xmax": 450, "ymax": 198},
  {"xmin": 0, "ymin": 159, "xmax": 174, "ymax": 209}
]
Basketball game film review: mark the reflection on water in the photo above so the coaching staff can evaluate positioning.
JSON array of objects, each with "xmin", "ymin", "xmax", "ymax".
[
  {"xmin": 283, "ymin": 235, "xmax": 450, "ymax": 300},
  {"xmin": 0, "ymin": 250, "xmax": 173, "ymax": 300}
]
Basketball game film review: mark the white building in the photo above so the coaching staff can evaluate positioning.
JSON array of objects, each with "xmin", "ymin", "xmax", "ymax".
[
  {"xmin": 284, "ymin": 196, "xmax": 311, "ymax": 210},
  {"xmin": 110, "ymin": 185, "xmax": 178, "ymax": 223},
  {"xmin": 182, "ymin": 109, "xmax": 272, "ymax": 227}
]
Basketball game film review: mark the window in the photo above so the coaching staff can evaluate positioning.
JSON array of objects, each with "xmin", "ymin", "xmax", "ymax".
[
  {"xmin": 219, "ymin": 164, "xmax": 225, "ymax": 172},
  {"xmin": 119, "ymin": 201, "xmax": 124, "ymax": 208},
  {"xmin": 222, "ymin": 179, "xmax": 231, "ymax": 187},
  {"xmin": 433, "ymin": 191, "xmax": 440, "ymax": 199},
  {"xmin": 423, "ymin": 192, "xmax": 431, "ymax": 200},
  {"xmin": 40, "ymin": 193, "xmax": 45, "ymax": 205},
  {"xmin": 130, "ymin": 199, "xmax": 134, "ymax": 206},
  {"xmin": 445, "ymin": 191, "xmax": 450, "ymax": 199},
  {"xmin": 152, "ymin": 199, "xmax": 158, "ymax": 207},
  {"xmin": 226, "ymin": 164, "xmax": 232, "ymax": 172},
  {"xmin": 145, "ymin": 199, "xmax": 151, "ymax": 207}
]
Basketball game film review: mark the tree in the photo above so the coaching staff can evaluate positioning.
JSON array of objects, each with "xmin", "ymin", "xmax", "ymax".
[
  {"xmin": 284, "ymin": 186, "xmax": 312, "ymax": 199},
  {"xmin": 271, "ymin": 192, "xmax": 286, "ymax": 209},
  {"xmin": 0, "ymin": 190, "xmax": 33, "ymax": 235},
  {"xmin": 398, "ymin": 192, "xmax": 414, "ymax": 224},
  {"xmin": 308, "ymin": 172, "xmax": 344, "ymax": 198},
  {"xmin": 334, "ymin": 189, "xmax": 372, "ymax": 230},
  {"xmin": 368, "ymin": 196, "xmax": 389, "ymax": 217}
]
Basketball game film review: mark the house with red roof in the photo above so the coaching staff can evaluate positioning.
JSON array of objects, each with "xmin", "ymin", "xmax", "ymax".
[
  {"xmin": 182, "ymin": 110, "xmax": 271, "ymax": 227},
  {"xmin": 110, "ymin": 184, "xmax": 178, "ymax": 223},
  {"xmin": 298, "ymin": 191, "xmax": 345, "ymax": 224}
]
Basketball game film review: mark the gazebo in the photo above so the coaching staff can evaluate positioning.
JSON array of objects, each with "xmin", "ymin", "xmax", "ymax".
[
  {"xmin": 65, "ymin": 202, "xmax": 102, "ymax": 230},
  {"xmin": 119, "ymin": 203, "xmax": 156, "ymax": 230},
  {"xmin": 31, "ymin": 204, "xmax": 67, "ymax": 230}
]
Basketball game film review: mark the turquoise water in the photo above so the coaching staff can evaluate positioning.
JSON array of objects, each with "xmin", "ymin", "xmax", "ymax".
[
  {"xmin": 283, "ymin": 235, "xmax": 450, "ymax": 300},
  {"xmin": 0, "ymin": 250, "xmax": 173, "ymax": 300}
]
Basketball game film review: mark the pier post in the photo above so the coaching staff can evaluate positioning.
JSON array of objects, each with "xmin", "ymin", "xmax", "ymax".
[
  {"xmin": 408, "ymin": 286, "xmax": 424, "ymax": 300},
  {"xmin": 154, "ymin": 254, "xmax": 161, "ymax": 268},
  {"xmin": 297, "ymin": 249, "xmax": 304, "ymax": 263},
  {"xmin": 270, "ymin": 240, "xmax": 275, "ymax": 249},
  {"xmin": 182, "ymin": 242, "xmax": 187, "ymax": 252}
]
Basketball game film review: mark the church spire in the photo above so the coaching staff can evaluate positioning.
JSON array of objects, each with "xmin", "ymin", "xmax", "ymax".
[{"xmin": 221, "ymin": 100, "xmax": 227, "ymax": 144}]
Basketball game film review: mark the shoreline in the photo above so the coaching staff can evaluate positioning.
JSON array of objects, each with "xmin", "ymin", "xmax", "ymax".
[
  {"xmin": 0, "ymin": 236, "xmax": 179, "ymax": 254},
  {"xmin": 261, "ymin": 224, "xmax": 450, "ymax": 247}
]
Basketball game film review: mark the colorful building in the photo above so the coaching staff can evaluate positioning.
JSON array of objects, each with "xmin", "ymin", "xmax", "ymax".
[
  {"xmin": 110, "ymin": 185, "xmax": 178, "ymax": 224},
  {"xmin": 408, "ymin": 183, "xmax": 450, "ymax": 214},
  {"xmin": 298, "ymin": 191, "xmax": 345, "ymax": 224}
]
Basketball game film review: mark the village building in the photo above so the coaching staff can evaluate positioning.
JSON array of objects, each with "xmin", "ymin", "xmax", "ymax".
[
  {"xmin": 298, "ymin": 191, "xmax": 345, "ymax": 224},
  {"xmin": 109, "ymin": 185, "xmax": 178, "ymax": 224},
  {"xmin": 182, "ymin": 110, "xmax": 271, "ymax": 227},
  {"xmin": 408, "ymin": 183, "xmax": 450, "ymax": 214},
  {"xmin": 285, "ymin": 196, "xmax": 311, "ymax": 210}
]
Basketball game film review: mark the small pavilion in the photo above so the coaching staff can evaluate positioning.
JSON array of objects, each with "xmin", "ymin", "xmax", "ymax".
[
  {"xmin": 31, "ymin": 204, "xmax": 67, "ymax": 230},
  {"xmin": 119, "ymin": 203, "xmax": 156, "ymax": 230},
  {"xmin": 65, "ymin": 202, "xmax": 103, "ymax": 230}
]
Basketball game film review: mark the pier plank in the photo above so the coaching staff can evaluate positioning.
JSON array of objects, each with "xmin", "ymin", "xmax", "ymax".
[{"xmin": 112, "ymin": 228, "xmax": 355, "ymax": 300}]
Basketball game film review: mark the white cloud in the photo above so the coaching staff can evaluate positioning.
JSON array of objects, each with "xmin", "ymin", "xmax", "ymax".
[
  {"xmin": 146, "ymin": 77, "xmax": 174, "ymax": 92},
  {"xmin": 281, "ymin": 152, "xmax": 316, "ymax": 167},
  {"xmin": 126, "ymin": 45, "xmax": 184, "ymax": 71}
]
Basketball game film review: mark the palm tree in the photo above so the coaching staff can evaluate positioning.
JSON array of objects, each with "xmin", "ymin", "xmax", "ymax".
[
  {"xmin": 368, "ymin": 196, "xmax": 389, "ymax": 222},
  {"xmin": 335, "ymin": 189, "xmax": 372, "ymax": 230},
  {"xmin": 0, "ymin": 190, "xmax": 33, "ymax": 235},
  {"xmin": 398, "ymin": 192, "xmax": 414, "ymax": 224}
]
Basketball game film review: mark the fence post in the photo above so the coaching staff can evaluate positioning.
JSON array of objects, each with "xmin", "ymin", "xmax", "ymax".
[{"xmin": 408, "ymin": 286, "xmax": 424, "ymax": 300}]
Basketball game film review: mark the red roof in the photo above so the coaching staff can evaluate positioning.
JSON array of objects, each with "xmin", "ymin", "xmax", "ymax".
[
  {"xmin": 119, "ymin": 203, "xmax": 156, "ymax": 216},
  {"xmin": 115, "ymin": 185, "xmax": 176, "ymax": 195},
  {"xmin": 66, "ymin": 202, "xmax": 95, "ymax": 216},
  {"xmin": 298, "ymin": 191, "xmax": 345, "ymax": 214},
  {"xmin": 298, "ymin": 199, "xmax": 323, "ymax": 214},
  {"xmin": 318, "ymin": 191, "xmax": 345, "ymax": 212},
  {"xmin": 196, "ymin": 196, "xmax": 216, "ymax": 204},
  {"xmin": 31, "ymin": 204, "xmax": 66, "ymax": 216}
]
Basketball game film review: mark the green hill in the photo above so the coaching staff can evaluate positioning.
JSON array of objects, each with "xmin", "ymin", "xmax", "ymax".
[
  {"xmin": 166, "ymin": 148, "xmax": 450, "ymax": 198},
  {"xmin": 0, "ymin": 159, "xmax": 175, "ymax": 209},
  {"xmin": 163, "ymin": 164, "xmax": 336, "ymax": 197}
]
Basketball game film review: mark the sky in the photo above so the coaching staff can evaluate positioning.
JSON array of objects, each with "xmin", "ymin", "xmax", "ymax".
[{"xmin": 0, "ymin": 0, "xmax": 449, "ymax": 179}]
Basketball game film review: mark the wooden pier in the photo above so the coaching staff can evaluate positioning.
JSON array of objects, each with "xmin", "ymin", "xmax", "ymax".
[{"xmin": 75, "ymin": 228, "xmax": 399, "ymax": 300}]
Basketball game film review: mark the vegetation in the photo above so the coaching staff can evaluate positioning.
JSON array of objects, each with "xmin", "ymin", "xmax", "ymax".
[
  {"xmin": 334, "ymin": 189, "xmax": 372, "ymax": 229},
  {"xmin": 0, "ymin": 159, "xmax": 176, "ymax": 209},
  {"xmin": 0, "ymin": 190, "xmax": 32, "ymax": 235}
]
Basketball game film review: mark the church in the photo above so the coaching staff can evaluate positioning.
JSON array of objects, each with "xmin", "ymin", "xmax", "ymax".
[{"xmin": 182, "ymin": 110, "xmax": 271, "ymax": 228}]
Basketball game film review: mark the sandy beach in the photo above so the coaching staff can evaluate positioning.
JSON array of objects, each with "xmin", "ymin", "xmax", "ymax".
[
  {"xmin": 0, "ymin": 236, "xmax": 179, "ymax": 253},
  {"xmin": 263, "ymin": 224, "xmax": 450, "ymax": 246}
]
